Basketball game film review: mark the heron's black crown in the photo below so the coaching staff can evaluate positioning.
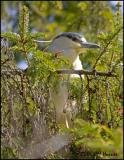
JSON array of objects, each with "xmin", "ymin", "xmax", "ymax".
[{"xmin": 54, "ymin": 32, "xmax": 84, "ymax": 44}]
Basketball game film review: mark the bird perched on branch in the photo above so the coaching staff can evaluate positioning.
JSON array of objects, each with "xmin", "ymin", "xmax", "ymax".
[
  {"xmin": 36, "ymin": 32, "xmax": 100, "ymax": 128},
  {"xmin": 49, "ymin": 32, "xmax": 100, "ymax": 69},
  {"xmin": 48, "ymin": 32, "xmax": 100, "ymax": 128}
]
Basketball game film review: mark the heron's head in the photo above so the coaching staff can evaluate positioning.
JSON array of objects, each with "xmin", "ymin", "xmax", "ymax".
[
  {"xmin": 34, "ymin": 32, "xmax": 100, "ymax": 64},
  {"xmin": 52, "ymin": 32, "xmax": 100, "ymax": 54}
]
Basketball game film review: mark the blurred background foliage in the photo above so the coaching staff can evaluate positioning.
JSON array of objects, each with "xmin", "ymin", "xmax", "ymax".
[
  {"xmin": 1, "ymin": 1, "xmax": 123, "ymax": 159},
  {"xmin": 1, "ymin": 1, "xmax": 122, "ymax": 39}
]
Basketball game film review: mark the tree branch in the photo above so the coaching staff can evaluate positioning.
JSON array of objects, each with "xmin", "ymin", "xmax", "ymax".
[
  {"xmin": 2, "ymin": 69, "xmax": 117, "ymax": 77},
  {"xmin": 56, "ymin": 69, "xmax": 117, "ymax": 77}
]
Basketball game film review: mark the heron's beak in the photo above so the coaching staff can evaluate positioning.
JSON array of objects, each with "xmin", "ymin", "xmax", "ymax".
[{"xmin": 82, "ymin": 42, "xmax": 100, "ymax": 48}]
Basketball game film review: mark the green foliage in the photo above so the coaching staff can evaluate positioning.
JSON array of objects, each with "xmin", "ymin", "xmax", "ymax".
[
  {"xmin": 1, "ymin": 5, "xmax": 46, "ymax": 64},
  {"xmin": 1, "ymin": 147, "xmax": 17, "ymax": 159},
  {"xmin": 1, "ymin": 32, "xmax": 20, "ymax": 43},
  {"xmin": 19, "ymin": 5, "xmax": 29, "ymax": 40},
  {"xmin": 68, "ymin": 119, "xmax": 123, "ymax": 159},
  {"xmin": 27, "ymin": 49, "xmax": 70, "ymax": 89},
  {"xmin": 1, "ymin": 1, "xmax": 123, "ymax": 159}
]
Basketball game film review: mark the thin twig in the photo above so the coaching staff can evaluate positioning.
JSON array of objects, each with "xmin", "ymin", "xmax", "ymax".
[
  {"xmin": 93, "ymin": 26, "xmax": 122, "ymax": 69},
  {"xmin": 86, "ymin": 75, "xmax": 92, "ymax": 120}
]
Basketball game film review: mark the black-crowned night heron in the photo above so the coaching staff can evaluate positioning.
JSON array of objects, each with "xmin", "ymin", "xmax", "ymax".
[
  {"xmin": 48, "ymin": 32, "xmax": 100, "ymax": 128},
  {"xmin": 49, "ymin": 32, "xmax": 100, "ymax": 70},
  {"xmin": 36, "ymin": 32, "xmax": 100, "ymax": 128}
]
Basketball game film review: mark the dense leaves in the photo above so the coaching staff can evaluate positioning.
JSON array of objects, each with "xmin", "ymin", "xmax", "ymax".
[{"xmin": 1, "ymin": 1, "xmax": 123, "ymax": 159}]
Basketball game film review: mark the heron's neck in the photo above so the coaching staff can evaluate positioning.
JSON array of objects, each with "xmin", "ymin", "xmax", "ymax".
[{"xmin": 73, "ymin": 56, "xmax": 82, "ymax": 70}]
